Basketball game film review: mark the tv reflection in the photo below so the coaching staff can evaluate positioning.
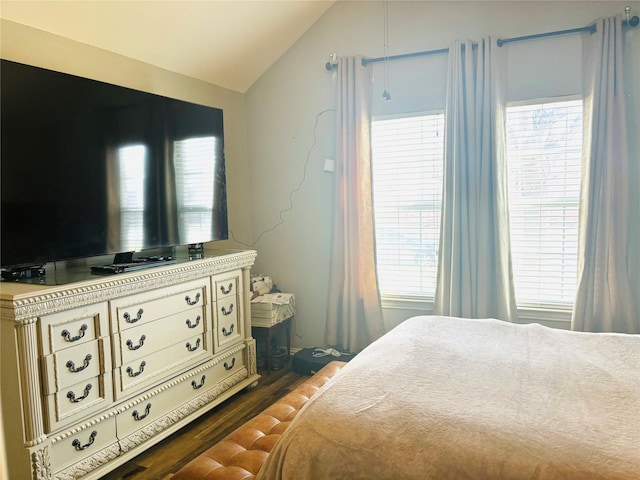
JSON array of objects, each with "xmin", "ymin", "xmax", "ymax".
[{"xmin": 107, "ymin": 136, "xmax": 226, "ymax": 254}]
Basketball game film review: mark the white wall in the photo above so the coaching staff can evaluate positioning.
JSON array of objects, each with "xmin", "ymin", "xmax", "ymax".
[{"xmin": 245, "ymin": 1, "xmax": 640, "ymax": 348}]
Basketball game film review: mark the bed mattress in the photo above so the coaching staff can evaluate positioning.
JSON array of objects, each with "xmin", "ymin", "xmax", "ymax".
[{"xmin": 257, "ymin": 316, "xmax": 640, "ymax": 479}]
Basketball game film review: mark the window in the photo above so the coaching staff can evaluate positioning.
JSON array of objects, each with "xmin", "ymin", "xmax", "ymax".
[
  {"xmin": 506, "ymin": 99, "xmax": 582, "ymax": 306},
  {"xmin": 371, "ymin": 100, "xmax": 581, "ymax": 312},
  {"xmin": 371, "ymin": 113, "xmax": 445, "ymax": 297}
]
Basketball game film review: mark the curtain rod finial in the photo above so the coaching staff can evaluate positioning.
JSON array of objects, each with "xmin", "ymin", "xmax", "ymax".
[
  {"xmin": 326, "ymin": 53, "xmax": 338, "ymax": 71},
  {"xmin": 625, "ymin": 6, "xmax": 639, "ymax": 26}
]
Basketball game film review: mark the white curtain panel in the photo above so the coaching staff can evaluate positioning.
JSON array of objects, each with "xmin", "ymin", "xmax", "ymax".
[
  {"xmin": 326, "ymin": 56, "xmax": 386, "ymax": 353},
  {"xmin": 572, "ymin": 15, "xmax": 640, "ymax": 333},
  {"xmin": 625, "ymin": 16, "xmax": 640, "ymax": 329},
  {"xmin": 434, "ymin": 37, "xmax": 518, "ymax": 322}
]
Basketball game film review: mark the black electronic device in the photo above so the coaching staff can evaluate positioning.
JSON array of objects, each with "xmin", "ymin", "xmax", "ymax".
[
  {"xmin": 90, "ymin": 257, "xmax": 177, "ymax": 275},
  {"xmin": 292, "ymin": 348, "xmax": 355, "ymax": 376},
  {"xmin": 0, "ymin": 265, "xmax": 46, "ymax": 281},
  {"xmin": 1, "ymin": 59, "xmax": 228, "ymax": 274}
]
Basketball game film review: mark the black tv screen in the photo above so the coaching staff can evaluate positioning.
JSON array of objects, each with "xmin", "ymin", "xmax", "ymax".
[{"xmin": 1, "ymin": 59, "xmax": 228, "ymax": 269}]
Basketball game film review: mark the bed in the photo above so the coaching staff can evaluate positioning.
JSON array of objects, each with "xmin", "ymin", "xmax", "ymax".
[{"xmin": 256, "ymin": 316, "xmax": 640, "ymax": 480}]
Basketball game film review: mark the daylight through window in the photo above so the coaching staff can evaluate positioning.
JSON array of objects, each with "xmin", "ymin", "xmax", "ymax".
[
  {"xmin": 506, "ymin": 99, "xmax": 583, "ymax": 306},
  {"xmin": 371, "ymin": 113, "xmax": 445, "ymax": 297}
]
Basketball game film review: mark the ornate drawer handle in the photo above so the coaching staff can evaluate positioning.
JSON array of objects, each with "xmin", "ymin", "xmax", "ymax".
[
  {"xmin": 222, "ymin": 324, "xmax": 235, "ymax": 336},
  {"xmin": 186, "ymin": 338, "xmax": 201, "ymax": 352},
  {"xmin": 123, "ymin": 308, "xmax": 144, "ymax": 324},
  {"xmin": 191, "ymin": 375, "xmax": 206, "ymax": 390},
  {"xmin": 132, "ymin": 403, "xmax": 152, "ymax": 421},
  {"xmin": 126, "ymin": 361, "xmax": 146, "ymax": 378},
  {"xmin": 185, "ymin": 293, "xmax": 201, "ymax": 306},
  {"xmin": 224, "ymin": 358, "xmax": 236, "ymax": 371},
  {"xmin": 67, "ymin": 384, "xmax": 92, "ymax": 403},
  {"xmin": 220, "ymin": 283, "xmax": 233, "ymax": 295},
  {"xmin": 126, "ymin": 335, "xmax": 146, "ymax": 351},
  {"xmin": 221, "ymin": 304, "xmax": 234, "ymax": 316},
  {"xmin": 61, "ymin": 324, "xmax": 88, "ymax": 342},
  {"xmin": 72, "ymin": 430, "xmax": 97, "ymax": 451},
  {"xmin": 186, "ymin": 316, "xmax": 201, "ymax": 329},
  {"xmin": 66, "ymin": 354, "xmax": 92, "ymax": 373}
]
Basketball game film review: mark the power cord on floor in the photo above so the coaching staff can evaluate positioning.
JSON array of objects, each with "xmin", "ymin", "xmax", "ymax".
[{"xmin": 312, "ymin": 347, "xmax": 354, "ymax": 358}]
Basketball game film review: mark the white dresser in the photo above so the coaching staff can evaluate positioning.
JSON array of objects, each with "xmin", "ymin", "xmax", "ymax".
[{"xmin": 0, "ymin": 250, "xmax": 258, "ymax": 480}]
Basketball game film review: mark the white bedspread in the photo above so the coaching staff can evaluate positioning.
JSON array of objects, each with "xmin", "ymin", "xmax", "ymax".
[{"xmin": 257, "ymin": 316, "xmax": 640, "ymax": 479}]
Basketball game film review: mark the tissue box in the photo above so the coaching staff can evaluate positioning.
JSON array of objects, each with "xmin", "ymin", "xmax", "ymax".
[{"xmin": 251, "ymin": 294, "xmax": 295, "ymax": 327}]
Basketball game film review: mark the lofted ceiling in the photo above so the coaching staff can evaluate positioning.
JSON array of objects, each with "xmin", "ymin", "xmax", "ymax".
[{"xmin": 0, "ymin": 0, "xmax": 335, "ymax": 93}]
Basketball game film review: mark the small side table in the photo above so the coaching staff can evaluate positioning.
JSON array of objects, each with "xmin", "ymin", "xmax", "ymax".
[{"xmin": 251, "ymin": 316, "xmax": 292, "ymax": 373}]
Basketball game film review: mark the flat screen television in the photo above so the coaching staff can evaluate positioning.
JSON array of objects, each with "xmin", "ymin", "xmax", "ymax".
[{"xmin": 1, "ymin": 59, "xmax": 228, "ymax": 274}]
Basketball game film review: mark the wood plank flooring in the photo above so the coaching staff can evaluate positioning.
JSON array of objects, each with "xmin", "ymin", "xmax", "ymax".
[{"xmin": 100, "ymin": 364, "xmax": 307, "ymax": 480}]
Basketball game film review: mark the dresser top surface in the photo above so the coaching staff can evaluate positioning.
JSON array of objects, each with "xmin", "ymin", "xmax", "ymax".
[{"xmin": 0, "ymin": 250, "xmax": 256, "ymax": 319}]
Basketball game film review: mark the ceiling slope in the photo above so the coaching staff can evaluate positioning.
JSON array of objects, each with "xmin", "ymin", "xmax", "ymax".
[{"xmin": 0, "ymin": 0, "xmax": 335, "ymax": 93}]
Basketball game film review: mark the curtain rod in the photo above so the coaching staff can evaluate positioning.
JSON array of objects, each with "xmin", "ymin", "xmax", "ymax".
[
  {"xmin": 325, "ymin": 7, "xmax": 639, "ymax": 71},
  {"xmin": 363, "ymin": 47, "xmax": 450, "ymax": 66},
  {"xmin": 498, "ymin": 10, "xmax": 638, "ymax": 46},
  {"xmin": 324, "ymin": 47, "xmax": 449, "ymax": 70},
  {"xmin": 497, "ymin": 24, "xmax": 595, "ymax": 47}
]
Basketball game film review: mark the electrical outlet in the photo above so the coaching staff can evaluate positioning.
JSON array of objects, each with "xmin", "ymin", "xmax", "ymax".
[{"xmin": 323, "ymin": 158, "xmax": 335, "ymax": 172}]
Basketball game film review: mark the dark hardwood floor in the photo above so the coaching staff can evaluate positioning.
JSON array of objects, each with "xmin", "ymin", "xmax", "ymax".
[{"xmin": 100, "ymin": 362, "xmax": 307, "ymax": 480}]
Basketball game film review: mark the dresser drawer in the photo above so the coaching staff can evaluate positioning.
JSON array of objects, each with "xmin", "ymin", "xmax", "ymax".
[
  {"xmin": 216, "ymin": 296, "xmax": 242, "ymax": 348},
  {"xmin": 184, "ymin": 349, "xmax": 246, "ymax": 399},
  {"xmin": 111, "ymin": 279, "xmax": 209, "ymax": 332},
  {"xmin": 115, "ymin": 334, "xmax": 211, "ymax": 399},
  {"xmin": 41, "ymin": 339, "xmax": 107, "ymax": 395},
  {"xmin": 116, "ymin": 348, "xmax": 247, "ymax": 441},
  {"xmin": 113, "ymin": 307, "xmax": 207, "ymax": 365},
  {"xmin": 213, "ymin": 270, "xmax": 242, "ymax": 300},
  {"xmin": 39, "ymin": 303, "xmax": 109, "ymax": 355},
  {"xmin": 50, "ymin": 416, "xmax": 118, "ymax": 474},
  {"xmin": 43, "ymin": 372, "xmax": 114, "ymax": 433}
]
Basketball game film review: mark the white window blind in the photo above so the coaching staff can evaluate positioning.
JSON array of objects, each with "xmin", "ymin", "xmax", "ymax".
[
  {"xmin": 371, "ymin": 114, "xmax": 445, "ymax": 297},
  {"xmin": 506, "ymin": 99, "xmax": 582, "ymax": 306},
  {"xmin": 118, "ymin": 144, "xmax": 147, "ymax": 251},
  {"xmin": 174, "ymin": 136, "xmax": 217, "ymax": 244}
]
